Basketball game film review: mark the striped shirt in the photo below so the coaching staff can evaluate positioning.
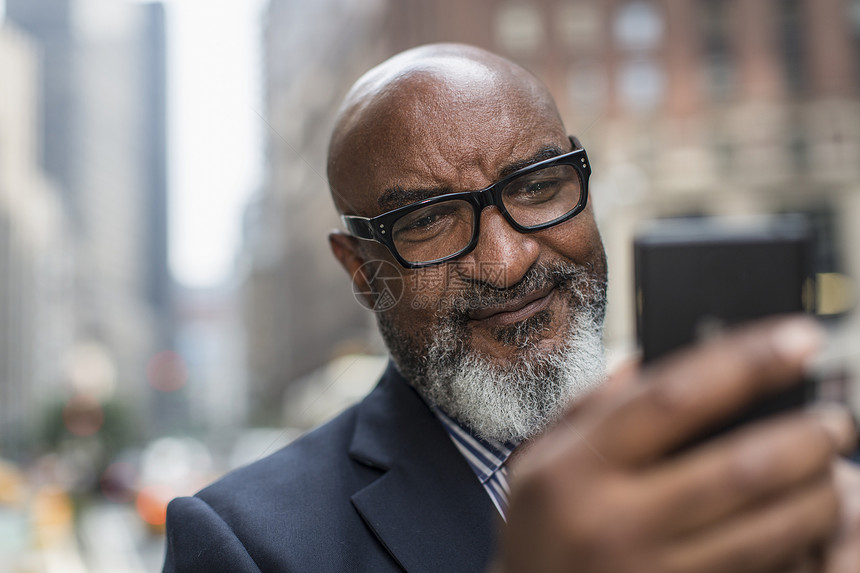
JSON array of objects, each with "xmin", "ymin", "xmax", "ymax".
[{"xmin": 432, "ymin": 406, "xmax": 519, "ymax": 520}]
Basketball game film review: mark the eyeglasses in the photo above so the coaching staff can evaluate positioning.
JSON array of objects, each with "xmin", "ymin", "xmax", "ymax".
[{"xmin": 341, "ymin": 137, "xmax": 591, "ymax": 269}]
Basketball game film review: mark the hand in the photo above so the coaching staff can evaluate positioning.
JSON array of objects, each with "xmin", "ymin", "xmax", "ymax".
[
  {"xmin": 821, "ymin": 458, "xmax": 860, "ymax": 572},
  {"xmin": 497, "ymin": 317, "xmax": 856, "ymax": 573}
]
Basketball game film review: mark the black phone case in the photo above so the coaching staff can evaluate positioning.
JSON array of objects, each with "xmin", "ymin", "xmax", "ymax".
[{"xmin": 634, "ymin": 216, "xmax": 816, "ymax": 448}]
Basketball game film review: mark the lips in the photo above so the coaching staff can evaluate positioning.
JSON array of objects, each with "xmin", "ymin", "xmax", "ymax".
[{"xmin": 467, "ymin": 285, "xmax": 556, "ymax": 327}]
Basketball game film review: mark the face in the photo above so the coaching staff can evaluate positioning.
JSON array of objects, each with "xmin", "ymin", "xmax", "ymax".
[{"xmin": 330, "ymin": 55, "xmax": 608, "ymax": 442}]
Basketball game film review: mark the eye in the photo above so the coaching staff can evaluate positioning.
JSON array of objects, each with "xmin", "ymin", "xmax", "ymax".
[
  {"xmin": 406, "ymin": 213, "xmax": 439, "ymax": 230},
  {"xmin": 393, "ymin": 203, "xmax": 465, "ymax": 243},
  {"xmin": 505, "ymin": 177, "xmax": 563, "ymax": 204},
  {"xmin": 401, "ymin": 209, "xmax": 445, "ymax": 232},
  {"xmin": 526, "ymin": 180, "xmax": 560, "ymax": 196}
]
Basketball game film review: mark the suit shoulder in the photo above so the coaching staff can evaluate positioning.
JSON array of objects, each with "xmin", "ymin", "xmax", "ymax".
[
  {"xmin": 198, "ymin": 403, "xmax": 362, "ymax": 506},
  {"xmin": 172, "ymin": 399, "xmax": 401, "ymax": 571}
]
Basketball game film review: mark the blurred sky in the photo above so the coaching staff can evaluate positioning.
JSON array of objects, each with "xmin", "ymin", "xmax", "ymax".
[
  {"xmin": 164, "ymin": 0, "xmax": 267, "ymax": 288},
  {"xmin": 0, "ymin": 0, "xmax": 267, "ymax": 287}
]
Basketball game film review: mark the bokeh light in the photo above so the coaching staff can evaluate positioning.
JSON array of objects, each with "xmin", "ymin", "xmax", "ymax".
[
  {"xmin": 136, "ymin": 484, "xmax": 175, "ymax": 528},
  {"xmin": 146, "ymin": 350, "xmax": 188, "ymax": 392},
  {"xmin": 99, "ymin": 461, "xmax": 138, "ymax": 504},
  {"xmin": 61, "ymin": 395, "xmax": 105, "ymax": 437}
]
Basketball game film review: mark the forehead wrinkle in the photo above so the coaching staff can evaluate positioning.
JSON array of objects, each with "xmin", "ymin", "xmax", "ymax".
[
  {"xmin": 377, "ymin": 185, "xmax": 454, "ymax": 211},
  {"xmin": 328, "ymin": 44, "xmax": 566, "ymax": 215},
  {"xmin": 373, "ymin": 142, "xmax": 468, "ymax": 213},
  {"xmin": 375, "ymin": 143, "xmax": 568, "ymax": 213}
]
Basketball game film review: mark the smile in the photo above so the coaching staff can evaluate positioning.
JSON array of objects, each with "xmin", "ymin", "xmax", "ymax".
[{"xmin": 466, "ymin": 285, "xmax": 557, "ymax": 327}]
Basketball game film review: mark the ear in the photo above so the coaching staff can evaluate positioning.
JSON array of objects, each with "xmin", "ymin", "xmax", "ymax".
[{"xmin": 329, "ymin": 230, "xmax": 373, "ymax": 305}]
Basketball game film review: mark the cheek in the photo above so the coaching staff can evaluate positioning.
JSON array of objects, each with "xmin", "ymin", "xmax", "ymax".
[
  {"xmin": 359, "ymin": 240, "xmax": 398, "ymax": 264},
  {"xmin": 398, "ymin": 268, "xmax": 451, "ymax": 317},
  {"xmin": 374, "ymin": 268, "xmax": 452, "ymax": 348},
  {"xmin": 541, "ymin": 214, "xmax": 605, "ymax": 266}
]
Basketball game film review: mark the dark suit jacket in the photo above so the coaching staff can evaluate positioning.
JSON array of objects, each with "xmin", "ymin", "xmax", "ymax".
[{"xmin": 162, "ymin": 362, "xmax": 500, "ymax": 572}]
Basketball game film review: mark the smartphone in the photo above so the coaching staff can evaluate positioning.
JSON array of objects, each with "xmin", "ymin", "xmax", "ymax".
[{"xmin": 634, "ymin": 214, "xmax": 817, "ymax": 445}]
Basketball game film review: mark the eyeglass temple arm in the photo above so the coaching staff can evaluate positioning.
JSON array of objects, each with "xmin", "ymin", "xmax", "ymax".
[{"xmin": 341, "ymin": 215, "xmax": 376, "ymax": 240}]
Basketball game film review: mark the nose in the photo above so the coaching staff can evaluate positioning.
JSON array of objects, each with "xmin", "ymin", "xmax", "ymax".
[{"xmin": 454, "ymin": 206, "xmax": 540, "ymax": 288}]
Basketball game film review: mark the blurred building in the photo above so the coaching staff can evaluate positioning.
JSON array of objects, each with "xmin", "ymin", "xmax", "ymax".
[
  {"xmin": 6, "ymin": 0, "xmax": 174, "ymax": 426},
  {"xmin": 139, "ymin": 3, "xmax": 172, "ymax": 354},
  {"xmin": 0, "ymin": 24, "xmax": 73, "ymax": 456},
  {"xmin": 376, "ymin": 0, "xmax": 860, "ymax": 345},
  {"xmin": 174, "ymin": 283, "xmax": 248, "ymax": 442},
  {"xmin": 252, "ymin": 0, "xmax": 860, "ymax": 414},
  {"xmin": 244, "ymin": 0, "xmax": 389, "ymax": 414}
]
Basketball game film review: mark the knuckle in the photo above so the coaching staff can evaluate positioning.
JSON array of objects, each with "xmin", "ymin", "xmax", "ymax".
[
  {"xmin": 796, "ymin": 480, "xmax": 841, "ymax": 541},
  {"xmin": 570, "ymin": 482, "xmax": 645, "ymax": 555},
  {"xmin": 724, "ymin": 446, "xmax": 770, "ymax": 495},
  {"xmin": 810, "ymin": 421, "xmax": 842, "ymax": 461},
  {"xmin": 644, "ymin": 378, "xmax": 691, "ymax": 415},
  {"xmin": 820, "ymin": 482, "xmax": 841, "ymax": 526},
  {"xmin": 724, "ymin": 418, "xmax": 832, "ymax": 495},
  {"xmin": 842, "ymin": 493, "xmax": 860, "ymax": 534}
]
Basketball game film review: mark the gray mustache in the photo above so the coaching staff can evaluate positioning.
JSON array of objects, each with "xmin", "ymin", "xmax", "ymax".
[{"xmin": 447, "ymin": 263, "xmax": 580, "ymax": 315}]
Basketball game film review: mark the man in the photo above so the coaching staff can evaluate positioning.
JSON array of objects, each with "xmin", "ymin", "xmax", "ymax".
[{"xmin": 163, "ymin": 44, "xmax": 860, "ymax": 572}]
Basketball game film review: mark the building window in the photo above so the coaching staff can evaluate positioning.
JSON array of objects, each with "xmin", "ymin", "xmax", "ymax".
[
  {"xmin": 699, "ymin": 0, "xmax": 735, "ymax": 101},
  {"xmin": 851, "ymin": 0, "xmax": 860, "ymax": 86},
  {"xmin": 779, "ymin": 0, "xmax": 805, "ymax": 95},
  {"xmin": 555, "ymin": 1, "xmax": 600, "ymax": 52},
  {"xmin": 567, "ymin": 62, "xmax": 608, "ymax": 110},
  {"xmin": 613, "ymin": 1, "xmax": 665, "ymax": 113},
  {"xmin": 495, "ymin": 4, "xmax": 544, "ymax": 56},
  {"xmin": 613, "ymin": 0, "xmax": 664, "ymax": 52},
  {"xmin": 618, "ymin": 57, "xmax": 665, "ymax": 112},
  {"xmin": 709, "ymin": 129, "xmax": 734, "ymax": 173}
]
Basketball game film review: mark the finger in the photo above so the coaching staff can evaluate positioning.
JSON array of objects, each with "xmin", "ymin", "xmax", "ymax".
[
  {"xmin": 782, "ymin": 554, "xmax": 823, "ymax": 573},
  {"xmin": 541, "ymin": 357, "xmax": 641, "ymax": 438},
  {"xmin": 825, "ymin": 538, "xmax": 860, "ymax": 573},
  {"xmin": 638, "ymin": 410, "xmax": 851, "ymax": 536},
  {"xmin": 583, "ymin": 316, "xmax": 822, "ymax": 467},
  {"xmin": 557, "ymin": 359, "xmax": 641, "ymax": 424},
  {"xmin": 514, "ymin": 367, "xmax": 629, "ymax": 460},
  {"xmin": 596, "ymin": 356, "xmax": 641, "ymax": 401},
  {"xmin": 809, "ymin": 403, "xmax": 860, "ymax": 456},
  {"xmin": 823, "ymin": 460, "xmax": 860, "ymax": 573},
  {"xmin": 661, "ymin": 476, "xmax": 839, "ymax": 573}
]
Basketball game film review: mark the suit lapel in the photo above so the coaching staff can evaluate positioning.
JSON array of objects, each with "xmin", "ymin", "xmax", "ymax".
[{"xmin": 349, "ymin": 363, "xmax": 500, "ymax": 572}]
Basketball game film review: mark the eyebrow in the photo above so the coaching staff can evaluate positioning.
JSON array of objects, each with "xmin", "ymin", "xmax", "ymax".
[
  {"xmin": 376, "ymin": 144, "xmax": 566, "ymax": 212},
  {"xmin": 497, "ymin": 145, "xmax": 565, "ymax": 178}
]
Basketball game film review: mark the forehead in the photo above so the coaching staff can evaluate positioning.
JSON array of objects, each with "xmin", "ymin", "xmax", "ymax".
[{"xmin": 334, "ymin": 66, "xmax": 567, "ymax": 217}]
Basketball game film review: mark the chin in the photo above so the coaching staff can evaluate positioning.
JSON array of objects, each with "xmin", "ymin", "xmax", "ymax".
[
  {"xmin": 473, "ymin": 334, "xmax": 565, "ymax": 364},
  {"xmin": 472, "ymin": 306, "xmax": 572, "ymax": 361}
]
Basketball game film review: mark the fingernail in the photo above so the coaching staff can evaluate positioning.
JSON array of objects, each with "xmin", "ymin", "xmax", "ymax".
[
  {"xmin": 809, "ymin": 404, "xmax": 856, "ymax": 453},
  {"xmin": 771, "ymin": 318, "xmax": 823, "ymax": 362}
]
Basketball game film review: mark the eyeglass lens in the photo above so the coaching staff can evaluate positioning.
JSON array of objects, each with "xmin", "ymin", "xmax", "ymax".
[{"xmin": 391, "ymin": 164, "xmax": 583, "ymax": 264}]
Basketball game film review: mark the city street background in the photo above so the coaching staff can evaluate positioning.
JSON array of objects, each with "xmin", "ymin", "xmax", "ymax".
[{"xmin": 1, "ymin": 0, "xmax": 860, "ymax": 570}]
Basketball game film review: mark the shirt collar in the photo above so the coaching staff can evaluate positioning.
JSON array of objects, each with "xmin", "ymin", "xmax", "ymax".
[{"xmin": 431, "ymin": 405, "xmax": 519, "ymax": 484}]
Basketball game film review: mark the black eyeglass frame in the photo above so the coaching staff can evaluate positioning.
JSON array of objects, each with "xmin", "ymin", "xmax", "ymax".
[{"xmin": 341, "ymin": 136, "xmax": 591, "ymax": 269}]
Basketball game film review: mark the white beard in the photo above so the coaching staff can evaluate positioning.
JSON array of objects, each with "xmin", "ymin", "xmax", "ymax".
[
  {"xmin": 381, "ymin": 260, "xmax": 608, "ymax": 443},
  {"xmin": 419, "ymin": 299, "xmax": 606, "ymax": 443}
]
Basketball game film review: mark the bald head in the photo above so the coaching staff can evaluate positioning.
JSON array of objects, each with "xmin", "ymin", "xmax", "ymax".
[{"xmin": 327, "ymin": 43, "xmax": 566, "ymax": 215}]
